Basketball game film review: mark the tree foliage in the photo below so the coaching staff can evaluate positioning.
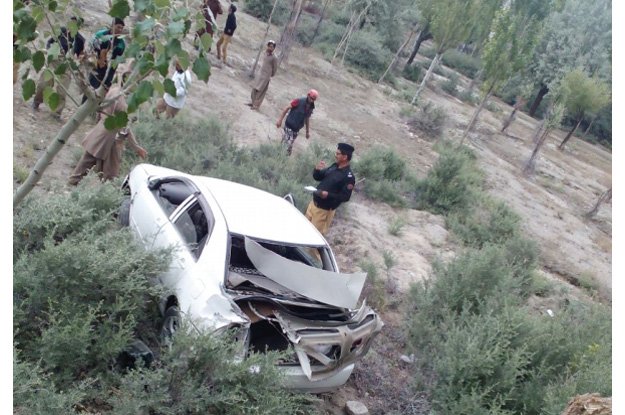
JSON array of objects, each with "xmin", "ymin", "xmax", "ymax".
[
  {"xmin": 560, "ymin": 68, "xmax": 610, "ymax": 120},
  {"xmin": 13, "ymin": 0, "xmax": 214, "ymax": 206}
]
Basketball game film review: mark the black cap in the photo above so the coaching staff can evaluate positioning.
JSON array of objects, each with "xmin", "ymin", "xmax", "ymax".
[{"xmin": 337, "ymin": 142, "xmax": 354, "ymax": 156}]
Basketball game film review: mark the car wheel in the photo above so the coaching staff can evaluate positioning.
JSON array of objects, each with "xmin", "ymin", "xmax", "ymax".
[
  {"xmin": 160, "ymin": 306, "xmax": 181, "ymax": 344},
  {"xmin": 118, "ymin": 197, "xmax": 131, "ymax": 227}
]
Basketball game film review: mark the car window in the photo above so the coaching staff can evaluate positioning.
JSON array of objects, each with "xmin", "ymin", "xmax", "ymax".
[
  {"xmin": 173, "ymin": 201, "xmax": 213, "ymax": 259},
  {"xmin": 153, "ymin": 180, "xmax": 195, "ymax": 216}
]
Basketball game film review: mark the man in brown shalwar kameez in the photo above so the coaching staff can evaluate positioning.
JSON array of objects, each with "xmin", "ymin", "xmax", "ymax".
[
  {"xmin": 68, "ymin": 73, "xmax": 147, "ymax": 186},
  {"xmin": 249, "ymin": 40, "xmax": 278, "ymax": 110}
]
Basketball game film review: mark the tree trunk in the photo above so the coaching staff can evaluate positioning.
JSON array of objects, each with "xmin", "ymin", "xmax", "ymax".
[
  {"xmin": 411, "ymin": 52, "xmax": 441, "ymax": 104},
  {"xmin": 585, "ymin": 187, "xmax": 612, "ymax": 219},
  {"xmin": 501, "ymin": 96, "xmax": 526, "ymax": 133},
  {"xmin": 277, "ymin": 0, "xmax": 305, "ymax": 67},
  {"xmin": 558, "ymin": 117, "xmax": 583, "ymax": 150},
  {"xmin": 331, "ymin": 6, "xmax": 369, "ymax": 67},
  {"xmin": 331, "ymin": 11, "xmax": 356, "ymax": 65},
  {"xmin": 528, "ymin": 84, "xmax": 549, "ymax": 117},
  {"xmin": 523, "ymin": 119, "xmax": 549, "ymax": 175},
  {"xmin": 581, "ymin": 115, "xmax": 596, "ymax": 140},
  {"xmin": 308, "ymin": 0, "xmax": 331, "ymax": 46},
  {"xmin": 14, "ymin": 98, "xmax": 99, "ymax": 207},
  {"xmin": 404, "ymin": 25, "xmax": 431, "ymax": 69},
  {"xmin": 378, "ymin": 24, "xmax": 418, "ymax": 84},
  {"xmin": 249, "ymin": 0, "xmax": 280, "ymax": 77},
  {"xmin": 461, "ymin": 85, "xmax": 493, "ymax": 144}
]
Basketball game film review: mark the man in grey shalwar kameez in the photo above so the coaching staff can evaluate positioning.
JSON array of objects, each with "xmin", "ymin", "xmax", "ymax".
[{"xmin": 250, "ymin": 40, "xmax": 278, "ymax": 110}]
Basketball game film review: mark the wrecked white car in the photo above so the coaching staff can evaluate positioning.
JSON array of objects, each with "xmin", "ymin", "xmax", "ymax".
[{"xmin": 120, "ymin": 164, "xmax": 383, "ymax": 392}]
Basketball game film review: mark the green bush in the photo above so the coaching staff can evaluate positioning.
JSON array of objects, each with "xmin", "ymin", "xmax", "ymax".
[
  {"xmin": 402, "ymin": 64, "xmax": 422, "ymax": 83},
  {"xmin": 458, "ymin": 89, "xmax": 478, "ymax": 105},
  {"xmin": 414, "ymin": 146, "xmax": 481, "ymax": 215},
  {"xmin": 441, "ymin": 49, "xmax": 481, "ymax": 79},
  {"xmin": 447, "ymin": 198, "xmax": 521, "ymax": 248},
  {"xmin": 354, "ymin": 147, "xmax": 407, "ymax": 181},
  {"xmin": 405, "ymin": 245, "xmax": 611, "ymax": 415},
  {"xmin": 353, "ymin": 147, "xmax": 414, "ymax": 207},
  {"xmin": 343, "ymin": 30, "xmax": 394, "ymax": 80},
  {"xmin": 440, "ymin": 73, "xmax": 459, "ymax": 96},
  {"xmin": 243, "ymin": 0, "xmax": 291, "ymax": 25},
  {"xmin": 405, "ymin": 101, "xmax": 448, "ymax": 138},
  {"xmin": 110, "ymin": 328, "xmax": 316, "ymax": 414}
]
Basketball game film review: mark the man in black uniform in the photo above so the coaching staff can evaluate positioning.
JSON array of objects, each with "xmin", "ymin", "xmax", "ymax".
[{"xmin": 305, "ymin": 143, "xmax": 356, "ymax": 235}]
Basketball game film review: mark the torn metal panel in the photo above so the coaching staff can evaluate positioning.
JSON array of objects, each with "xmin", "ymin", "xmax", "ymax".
[
  {"xmin": 274, "ymin": 304, "xmax": 383, "ymax": 382},
  {"xmin": 244, "ymin": 237, "xmax": 366, "ymax": 309},
  {"xmin": 228, "ymin": 270, "xmax": 294, "ymax": 296}
]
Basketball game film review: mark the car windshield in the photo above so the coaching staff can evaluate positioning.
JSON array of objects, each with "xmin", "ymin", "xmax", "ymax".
[{"xmin": 229, "ymin": 234, "xmax": 333, "ymax": 271}]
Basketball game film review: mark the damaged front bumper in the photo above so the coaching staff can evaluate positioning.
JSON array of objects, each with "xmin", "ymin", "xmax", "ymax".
[{"xmin": 275, "ymin": 302, "xmax": 383, "ymax": 384}]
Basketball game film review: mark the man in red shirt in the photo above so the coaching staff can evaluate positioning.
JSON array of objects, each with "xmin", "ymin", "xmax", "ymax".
[{"xmin": 276, "ymin": 89, "xmax": 318, "ymax": 155}]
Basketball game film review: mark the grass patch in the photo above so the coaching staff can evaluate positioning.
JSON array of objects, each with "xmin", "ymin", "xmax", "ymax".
[
  {"xmin": 14, "ymin": 164, "xmax": 29, "ymax": 183},
  {"xmin": 387, "ymin": 216, "xmax": 406, "ymax": 236}
]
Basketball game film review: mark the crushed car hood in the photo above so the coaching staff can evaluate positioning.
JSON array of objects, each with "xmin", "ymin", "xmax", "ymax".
[{"xmin": 244, "ymin": 237, "xmax": 367, "ymax": 309}]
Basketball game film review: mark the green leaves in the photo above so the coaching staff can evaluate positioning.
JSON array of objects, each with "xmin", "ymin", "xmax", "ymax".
[
  {"xmin": 192, "ymin": 54, "xmax": 211, "ymax": 82},
  {"xmin": 163, "ymin": 78, "xmax": 176, "ymax": 97},
  {"xmin": 22, "ymin": 79, "xmax": 36, "ymax": 101},
  {"xmin": 43, "ymin": 87, "xmax": 60, "ymax": 111},
  {"xmin": 199, "ymin": 33, "xmax": 213, "ymax": 51},
  {"xmin": 109, "ymin": 0, "xmax": 130, "ymax": 19},
  {"xmin": 104, "ymin": 110, "xmax": 129, "ymax": 131},
  {"xmin": 126, "ymin": 81, "xmax": 154, "ymax": 113},
  {"xmin": 14, "ymin": 12, "xmax": 38, "ymax": 42},
  {"xmin": 32, "ymin": 51, "xmax": 45, "ymax": 73}
]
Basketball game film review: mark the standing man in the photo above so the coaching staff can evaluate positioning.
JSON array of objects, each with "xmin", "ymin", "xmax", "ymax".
[
  {"xmin": 195, "ymin": 0, "xmax": 223, "ymax": 49},
  {"xmin": 305, "ymin": 143, "xmax": 356, "ymax": 236},
  {"xmin": 33, "ymin": 17, "xmax": 86, "ymax": 118},
  {"xmin": 216, "ymin": 4, "xmax": 237, "ymax": 64},
  {"xmin": 276, "ymin": 89, "xmax": 318, "ymax": 155},
  {"xmin": 154, "ymin": 60, "xmax": 192, "ymax": 119},
  {"xmin": 82, "ymin": 18, "xmax": 126, "ymax": 103},
  {"xmin": 249, "ymin": 40, "xmax": 277, "ymax": 110},
  {"xmin": 69, "ymin": 72, "xmax": 147, "ymax": 186}
]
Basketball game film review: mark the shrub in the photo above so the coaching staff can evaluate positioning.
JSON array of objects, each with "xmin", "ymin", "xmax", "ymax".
[
  {"xmin": 414, "ymin": 146, "xmax": 481, "ymax": 215},
  {"xmin": 441, "ymin": 49, "xmax": 481, "ymax": 79},
  {"xmin": 447, "ymin": 198, "xmax": 521, "ymax": 248},
  {"xmin": 404, "ymin": 245, "xmax": 611, "ymax": 415},
  {"xmin": 353, "ymin": 147, "xmax": 414, "ymax": 207},
  {"xmin": 405, "ymin": 101, "xmax": 448, "ymax": 138},
  {"xmin": 402, "ymin": 64, "xmax": 422, "ymax": 82},
  {"xmin": 440, "ymin": 73, "xmax": 459, "ymax": 96},
  {"xmin": 458, "ymin": 89, "xmax": 478, "ymax": 105},
  {"xmin": 343, "ymin": 30, "xmax": 394, "ymax": 80},
  {"xmin": 355, "ymin": 147, "xmax": 407, "ymax": 181},
  {"xmin": 13, "ymin": 178, "xmax": 124, "ymax": 256},
  {"xmin": 243, "ymin": 0, "xmax": 291, "ymax": 25}
]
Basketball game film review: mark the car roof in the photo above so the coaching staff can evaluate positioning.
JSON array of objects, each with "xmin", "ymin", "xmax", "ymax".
[{"xmin": 194, "ymin": 176, "xmax": 328, "ymax": 247}]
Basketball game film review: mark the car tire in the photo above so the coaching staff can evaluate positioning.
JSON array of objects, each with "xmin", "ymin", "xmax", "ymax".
[
  {"xmin": 118, "ymin": 197, "xmax": 131, "ymax": 227},
  {"xmin": 160, "ymin": 306, "xmax": 181, "ymax": 344}
]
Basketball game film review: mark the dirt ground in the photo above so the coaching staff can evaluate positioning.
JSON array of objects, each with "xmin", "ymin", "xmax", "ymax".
[{"xmin": 12, "ymin": 2, "xmax": 612, "ymax": 413}]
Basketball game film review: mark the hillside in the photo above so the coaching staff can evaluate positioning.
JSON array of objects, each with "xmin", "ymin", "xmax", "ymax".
[{"xmin": 12, "ymin": 1, "xmax": 612, "ymax": 413}]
